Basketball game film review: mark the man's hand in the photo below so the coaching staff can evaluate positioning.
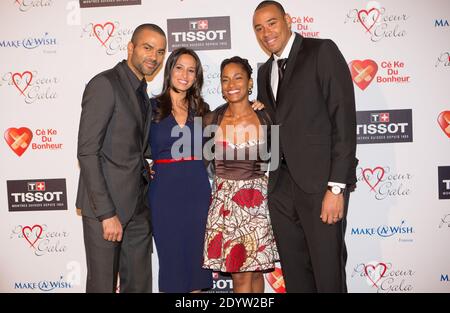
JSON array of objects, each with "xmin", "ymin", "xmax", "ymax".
[
  {"xmin": 102, "ymin": 215, "xmax": 123, "ymax": 242},
  {"xmin": 320, "ymin": 191, "xmax": 344, "ymax": 225}
]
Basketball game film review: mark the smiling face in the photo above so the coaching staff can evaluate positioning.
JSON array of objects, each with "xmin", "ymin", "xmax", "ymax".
[
  {"xmin": 170, "ymin": 53, "xmax": 197, "ymax": 93},
  {"xmin": 221, "ymin": 62, "xmax": 253, "ymax": 104},
  {"xmin": 127, "ymin": 29, "xmax": 166, "ymax": 79},
  {"xmin": 253, "ymin": 4, "xmax": 292, "ymax": 56}
]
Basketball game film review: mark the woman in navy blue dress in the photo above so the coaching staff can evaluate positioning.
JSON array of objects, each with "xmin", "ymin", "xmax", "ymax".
[{"xmin": 148, "ymin": 47, "xmax": 212, "ymax": 292}]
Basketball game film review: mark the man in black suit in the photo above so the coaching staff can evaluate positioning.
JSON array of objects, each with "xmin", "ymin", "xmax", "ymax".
[
  {"xmin": 253, "ymin": 1, "xmax": 357, "ymax": 292},
  {"xmin": 76, "ymin": 24, "xmax": 166, "ymax": 292}
]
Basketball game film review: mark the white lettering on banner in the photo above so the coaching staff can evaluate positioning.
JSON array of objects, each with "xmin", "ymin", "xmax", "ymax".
[{"xmin": 172, "ymin": 30, "xmax": 227, "ymax": 42}]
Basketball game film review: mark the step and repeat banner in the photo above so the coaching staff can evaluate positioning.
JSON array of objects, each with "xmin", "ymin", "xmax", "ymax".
[{"xmin": 0, "ymin": 0, "xmax": 449, "ymax": 293}]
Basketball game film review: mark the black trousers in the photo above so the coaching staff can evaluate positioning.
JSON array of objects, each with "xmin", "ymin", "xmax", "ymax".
[
  {"xmin": 268, "ymin": 164, "xmax": 349, "ymax": 293},
  {"xmin": 82, "ymin": 207, "xmax": 152, "ymax": 293}
]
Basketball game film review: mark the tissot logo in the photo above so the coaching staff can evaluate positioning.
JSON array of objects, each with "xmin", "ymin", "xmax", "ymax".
[
  {"xmin": 207, "ymin": 272, "xmax": 232, "ymax": 293},
  {"xmin": 438, "ymin": 166, "xmax": 450, "ymax": 200},
  {"xmin": 357, "ymin": 109, "xmax": 413, "ymax": 144},
  {"xmin": 7, "ymin": 178, "xmax": 67, "ymax": 211},
  {"xmin": 167, "ymin": 16, "xmax": 231, "ymax": 52}
]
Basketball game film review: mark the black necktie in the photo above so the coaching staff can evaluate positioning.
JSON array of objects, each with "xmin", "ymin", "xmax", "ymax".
[
  {"xmin": 137, "ymin": 79, "xmax": 150, "ymax": 117},
  {"xmin": 276, "ymin": 58, "xmax": 287, "ymax": 100}
]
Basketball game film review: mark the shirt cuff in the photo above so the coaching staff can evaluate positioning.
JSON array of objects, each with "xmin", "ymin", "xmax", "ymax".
[
  {"xmin": 328, "ymin": 182, "xmax": 346, "ymax": 189},
  {"xmin": 97, "ymin": 212, "xmax": 116, "ymax": 222}
]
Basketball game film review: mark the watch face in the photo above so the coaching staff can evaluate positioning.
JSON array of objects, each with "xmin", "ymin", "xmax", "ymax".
[{"xmin": 332, "ymin": 185, "xmax": 341, "ymax": 194}]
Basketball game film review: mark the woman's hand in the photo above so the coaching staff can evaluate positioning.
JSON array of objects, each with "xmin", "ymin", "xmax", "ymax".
[{"xmin": 251, "ymin": 100, "xmax": 265, "ymax": 111}]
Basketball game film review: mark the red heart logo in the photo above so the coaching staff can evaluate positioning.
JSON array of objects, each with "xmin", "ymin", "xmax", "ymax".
[
  {"xmin": 22, "ymin": 224, "xmax": 43, "ymax": 249},
  {"xmin": 357, "ymin": 8, "xmax": 381, "ymax": 34},
  {"xmin": 12, "ymin": 71, "xmax": 33, "ymax": 95},
  {"xmin": 4, "ymin": 127, "xmax": 33, "ymax": 157},
  {"xmin": 93, "ymin": 22, "xmax": 115, "ymax": 47},
  {"xmin": 265, "ymin": 267, "xmax": 286, "ymax": 293},
  {"xmin": 349, "ymin": 60, "xmax": 378, "ymax": 90},
  {"xmin": 437, "ymin": 111, "xmax": 450, "ymax": 138},
  {"xmin": 364, "ymin": 263, "xmax": 387, "ymax": 288},
  {"xmin": 362, "ymin": 167, "xmax": 385, "ymax": 192}
]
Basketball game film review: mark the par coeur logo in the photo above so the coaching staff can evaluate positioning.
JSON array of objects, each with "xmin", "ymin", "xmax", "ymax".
[
  {"xmin": 14, "ymin": 0, "xmax": 53, "ymax": 12},
  {"xmin": 437, "ymin": 111, "xmax": 450, "ymax": 138},
  {"xmin": 364, "ymin": 262, "xmax": 387, "ymax": 288},
  {"xmin": 351, "ymin": 261, "xmax": 415, "ymax": 293},
  {"xmin": 344, "ymin": 2, "xmax": 409, "ymax": 42},
  {"xmin": 357, "ymin": 165, "xmax": 412, "ymax": 200},
  {"xmin": 0, "ymin": 70, "xmax": 59, "ymax": 104},
  {"xmin": 81, "ymin": 21, "xmax": 133, "ymax": 56},
  {"xmin": 10, "ymin": 223, "xmax": 69, "ymax": 257},
  {"xmin": 12, "ymin": 71, "xmax": 33, "ymax": 95},
  {"xmin": 22, "ymin": 224, "xmax": 43, "ymax": 248},
  {"xmin": 93, "ymin": 22, "xmax": 115, "ymax": 46},
  {"xmin": 357, "ymin": 7, "xmax": 381, "ymax": 34}
]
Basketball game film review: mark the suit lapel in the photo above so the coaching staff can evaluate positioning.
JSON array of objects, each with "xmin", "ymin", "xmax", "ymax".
[
  {"xmin": 142, "ymin": 98, "xmax": 153, "ymax": 149},
  {"xmin": 115, "ymin": 62, "xmax": 144, "ymax": 132},
  {"xmin": 265, "ymin": 56, "xmax": 276, "ymax": 108},
  {"xmin": 277, "ymin": 34, "xmax": 304, "ymax": 109}
]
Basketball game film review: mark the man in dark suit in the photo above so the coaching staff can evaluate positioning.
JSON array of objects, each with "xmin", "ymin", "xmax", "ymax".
[
  {"xmin": 253, "ymin": 1, "xmax": 357, "ymax": 292},
  {"xmin": 76, "ymin": 24, "xmax": 166, "ymax": 292}
]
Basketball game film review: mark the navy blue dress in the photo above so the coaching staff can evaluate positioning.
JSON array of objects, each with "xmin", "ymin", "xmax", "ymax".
[{"xmin": 148, "ymin": 101, "xmax": 212, "ymax": 292}]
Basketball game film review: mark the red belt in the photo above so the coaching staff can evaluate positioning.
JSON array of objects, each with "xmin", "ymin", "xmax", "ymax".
[{"xmin": 154, "ymin": 156, "xmax": 200, "ymax": 164}]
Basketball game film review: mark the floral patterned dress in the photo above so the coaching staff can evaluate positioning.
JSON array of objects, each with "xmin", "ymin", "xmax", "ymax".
[{"xmin": 202, "ymin": 139, "xmax": 279, "ymax": 273}]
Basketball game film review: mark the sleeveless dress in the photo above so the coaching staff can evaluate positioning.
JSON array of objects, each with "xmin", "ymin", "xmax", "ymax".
[
  {"xmin": 148, "ymin": 100, "xmax": 212, "ymax": 292},
  {"xmin": 202, "ymin": 122, "xmax": 279, "ymax": 273}
]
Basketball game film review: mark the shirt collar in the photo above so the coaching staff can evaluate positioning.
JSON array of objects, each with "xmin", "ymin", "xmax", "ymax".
[
  {"xmin": 122, "ymin": 60, "xmax": 142, "ymax": 91},
  {"xmin": 273, "ymin": 32, "xmax": 296, "ymax": 61}
]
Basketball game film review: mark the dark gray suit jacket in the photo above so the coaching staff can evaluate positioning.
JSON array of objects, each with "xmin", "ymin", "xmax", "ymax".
[{"xmin": 76, "ymin": 60, "xmax": 152, "ymax": 224}]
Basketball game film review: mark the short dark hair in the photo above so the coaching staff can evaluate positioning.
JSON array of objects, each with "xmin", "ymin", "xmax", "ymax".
[
  {"xmin": 220, "ymin": 56, "xmax": 253, "ymax": 79},
  {"xmin": 131, "ymin": 23, "xmax": 166, "ymax": 44},
  {"xmin": 254, "ymin": 0, "xmax": 285, "ymax": 15}
]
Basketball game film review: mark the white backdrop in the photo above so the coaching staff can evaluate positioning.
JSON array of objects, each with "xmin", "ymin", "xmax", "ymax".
[{"xmin": 1, "ymin": 0, "xmax": 449, "ymax": 293}]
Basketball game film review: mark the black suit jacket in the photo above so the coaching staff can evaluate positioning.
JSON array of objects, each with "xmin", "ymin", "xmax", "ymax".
[
  {"xmin": 76, "ymin": 60, "xmax": 152, "ymax": 224},
  {"xmin": 257, "ymin": 33, "xmax": 357, "ymax": 194}
]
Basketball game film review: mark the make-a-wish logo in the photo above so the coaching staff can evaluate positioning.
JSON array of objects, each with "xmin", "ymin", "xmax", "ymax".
[
  {"xmin": 350, "ymin": 220, "xmax": 414, "ymax": 242},
  {"xmin": 14, "ymin": 0, "xmax": 54, "ymax": 12},
  {"xmin": 10, "ymin": 224, "xmax": 69, "ymax": 257},
  {"xmin": 344, "ymin": 2, "xmax": 409, "ymax": 42},
  {"xmin": 80, "ymin": 21, "xmax": 133, "ymax": 56},
  {"xmin": 357, "ymin": 166, "xmax": 412, "ymax": 200},
  {"xmin": 351, "ymin": 261, "xmax": 415, "ymax": 293},
  {"xmin": 14, "ymin": 275, "xmax": 73, "ymax": 292},
  {"xmin": 435, "ymin": 19, "xmax": 449, "ymax": 28},
  {"xmin": 435, "ymin": 52, "xmax": 450, "ymax": 68},
  {"xmin": 0, "ymin": 32, "xmax": 57, "ymax": 52},
  {"xmin": 0, "ymin": 70, "xmax": 58, "ymax": 104}
]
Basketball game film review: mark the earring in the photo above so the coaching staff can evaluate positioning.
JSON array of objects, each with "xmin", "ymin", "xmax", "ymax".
[
  {"xmin": 248, "ymin": 88, "xmax": 253, "ymax": 95},
  {"xmin": 222, "ymin": 94, "xmax": 227, "ymax": 101}
]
